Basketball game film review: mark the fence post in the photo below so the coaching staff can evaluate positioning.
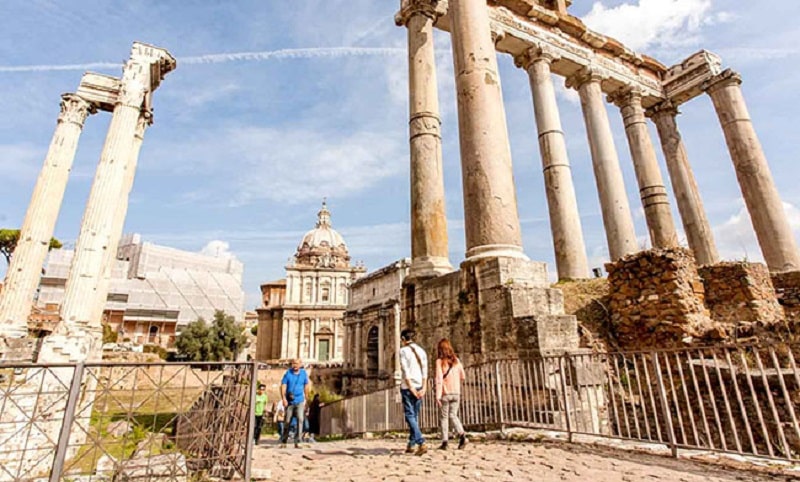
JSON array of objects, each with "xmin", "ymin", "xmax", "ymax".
[
  {"xmin": 362, "ymin": 394, "xmax": 367, "ymax": 434},
  {"xmin": 652, "ymin": 353, "xmax": 678, "ymax": 457},
  {"xmin": 244, "ymin": 362, "xmax": 258, "ymax": 481},
  {"xmin": 494, "ymin": 362, "xmax": 505, "ymax": 433},
  {"xmin": 50, "ymin": 362, "xmax": 85, "ymax": 482},
  {"xmin": 559, "ymin": 356, "xmax": 573, "ymax": 443},
  {"xmin": 385, "ymin": 388, "xmax": 390, "ymax": 432}
]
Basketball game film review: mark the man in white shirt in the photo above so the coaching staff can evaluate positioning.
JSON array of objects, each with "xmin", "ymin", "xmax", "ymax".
[{"xmin": 399, "ymin": 329, "xmax": 429, "ymax": 455}]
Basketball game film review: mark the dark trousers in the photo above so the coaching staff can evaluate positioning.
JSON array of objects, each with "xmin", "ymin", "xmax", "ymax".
[{"xmin": 254, "ymin": 415, "xmax": 264, "ymax": 443}]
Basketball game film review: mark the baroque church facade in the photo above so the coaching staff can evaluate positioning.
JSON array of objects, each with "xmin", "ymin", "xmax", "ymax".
[{"xmin": 255, "ymin": 202, "xmax": 366, "ymax": 362}]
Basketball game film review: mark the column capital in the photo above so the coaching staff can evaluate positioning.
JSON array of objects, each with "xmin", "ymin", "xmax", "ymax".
[
  {"xmin": 645, "ymin": 99, "xmax": 680, "ymax": 120},
  {"xmin": 565, "ymin": 66, "xmax": 606, "ymax": 91},
  {"xmin": 134, "ymin": 109, "xmax": 154, "ymax": 140},
  {"xmin": 513, "ymin": 45, "xmax": 560, "ymax": 70},
  {"xmin": 607, "ymin": 86, "xmax": 643, "ymax": 109},
  {"xmin": 703, "ymin": 68, "xmax": 742, "ymax": 95},
  {"xmin": 491, "ymin": 28, "xmax": 506, "ymax": 45},
  {"xmin": 395, "ymin": 0, "xmax": 446, "ymax": 26},
  {"xmin": 58, "ymin": 94, "xmax": 95, "ymax": 126}
]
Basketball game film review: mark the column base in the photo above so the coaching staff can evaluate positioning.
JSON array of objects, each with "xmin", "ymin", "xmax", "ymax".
[
  {"xmin": 465, "ymin": 244, "xmax": 529, "ymax": 262},
  {"xmin": 407, "ymin": 256, "xmax": 453, "ymax": 282}
]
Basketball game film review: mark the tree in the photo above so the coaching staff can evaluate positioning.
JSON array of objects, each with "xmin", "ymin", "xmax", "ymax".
[
  {"xmin": 0, "ymin": 228, "xmax": 63, "ymax": 265},
  {"xmin": 175, "ymin": 310, "xmax": 247, "ymax": 362}
]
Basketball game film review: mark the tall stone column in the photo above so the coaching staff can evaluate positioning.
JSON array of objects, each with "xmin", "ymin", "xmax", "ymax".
[
  {"xmin": 706, "ymin": 70, "xmax": 800, "ymax": 272},
  {"xmin": 567, "ymin": 69, "xmax": 638, "ymax": 260},
  {"xmin": 648, "ymin": 102, "xmax": 719, "ymax": 265},
  {"xmin": 0, "ymin": 94, "xmax": 94, "ymax": 339},
  {"xmin": 516, "ymin": 48, "xmax": 589, "ymax": 279},
  {"xmin": 613, "ymin": 88, "xmax": 678, "ymax": 248},
  {"xmin": 89, "ymin": 111, "xmax": 151, "ymax": 326},
  {"xmin": 397, "ymin": 2, "xmax": 452, "ymax": 279},
  {"xmin": 450, "ymin": 0, "xmax": 526, "ymax": 260}
]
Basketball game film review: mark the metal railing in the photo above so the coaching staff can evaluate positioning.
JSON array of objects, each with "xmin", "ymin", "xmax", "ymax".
[
  {"xmin": 0, "ymin": 361, "xmax": 257, "ymax": 481},
  {"xmin": 320, "ymin": 343, "xmax": 800, "ymax": 462}
]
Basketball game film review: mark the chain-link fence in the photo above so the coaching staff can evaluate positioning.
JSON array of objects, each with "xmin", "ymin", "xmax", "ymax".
[
  {"xmin": 321, "ymin": 343, "xmax": 800, "ymax": 462},
  {"xmin": 0, "ymin": 361, "xmax": 257, "ymax": 481}
]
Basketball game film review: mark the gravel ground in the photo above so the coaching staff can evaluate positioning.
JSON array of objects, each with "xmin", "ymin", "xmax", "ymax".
[{"xmin": 250, "ymin": 437, "xmax": 796, "ymax": 481}]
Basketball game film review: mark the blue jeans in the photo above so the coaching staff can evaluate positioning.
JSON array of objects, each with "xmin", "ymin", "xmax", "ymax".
[
  {"xmin": 281, "ymin": 402, "xmax": 306, "ymax": 444},
  {"xmin": 401, "ymin": 388, "xmax": 424, "ymax": 447}
]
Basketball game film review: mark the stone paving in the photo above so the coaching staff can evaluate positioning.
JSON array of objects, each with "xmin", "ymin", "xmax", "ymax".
[{"xmin": 251, "ymin": 437, "xmax": 795, "ymax": 481}]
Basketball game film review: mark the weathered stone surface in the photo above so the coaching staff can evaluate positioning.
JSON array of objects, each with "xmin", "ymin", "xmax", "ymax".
[
  {"xmin": 698, "ymin": 262, "xmax": 784, "ymax": 326},
  {"xmin": 107, "ymin": 420, "xmax": 132, "ymax": 437},
  {"xmin": 116, "ymin": 453, "xmax": 188, "ymax": 482},
  {"xmin": 605, "ymin": 247, "xmax": 715, "ymax": 349},
  {"xmin": 772, "ymin": 271, "xmax": 800, "ymax": 323}
]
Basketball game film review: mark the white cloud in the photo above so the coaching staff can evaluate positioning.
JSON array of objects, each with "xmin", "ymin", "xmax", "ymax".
[
  {"xmin": 582, "ymin": 0, "xmax": 719, "ymax": 53},
  {"xmin": 713, "ymin": 200, "xmax": 800, "ymax": 262},
  {"xmin": 200, "ymin": 239, "xmax": 234, "ymax": 258}
]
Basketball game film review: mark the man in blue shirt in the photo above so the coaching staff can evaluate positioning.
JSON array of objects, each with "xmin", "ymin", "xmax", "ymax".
[{"xmin": 280, "ymin": 358, "xmax": 310, "ymax": 448}]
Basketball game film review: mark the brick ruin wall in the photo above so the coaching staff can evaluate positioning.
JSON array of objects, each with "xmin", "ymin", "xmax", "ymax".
[
  {"xmin": 605, "ymin": 248, "xmax": 717, "ymax": 349},
  {"xmin": 773, "ymin": 271, "xmax": 800, "ymax": 324},
  {"xmin": 698, "ymin": 262, "xmax": 785, "ymax": 326}
]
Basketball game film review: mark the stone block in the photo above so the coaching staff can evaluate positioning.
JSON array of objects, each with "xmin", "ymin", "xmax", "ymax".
[{"xmin": 699, "ymin": 262, "xmax": 784, "ymax": 325}]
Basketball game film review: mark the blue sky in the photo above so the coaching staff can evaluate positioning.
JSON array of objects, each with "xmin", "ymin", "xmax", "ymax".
[{"xmin": 1, "ymin": 0, "xmax": 799, "ymax": 309}]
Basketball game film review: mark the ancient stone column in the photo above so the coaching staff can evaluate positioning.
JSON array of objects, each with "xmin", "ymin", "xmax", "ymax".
[
  {"xmin": 89, "ymin": 111, "xmax": 151, "ymax": 326},
  {"xmin": 397, "ymin": 2, "xmax": 453, "ymax": 279},
  {"xmin": 648, "ymin": 102, "xmax": 719, "ymax": 265},
  {"xmin": 0, "ymin": 94, "xmax": 94, "ymax": 339},
  {"xmin": 613, "ymin": 88, "xmax": 679, "ymax": 248},
  {"xmin": 450, "ymin": 0, "xmax": 526, "ymax": 260},
  {"xmin": 516, "ymin": 48, "xmax": 589, "ymax": 279},
  {"xmin": 567, "ymin": 69, "xmax": 638, "ymax": 260},
  {"xmin": 705, "ymin": 70, "xmax": 800, "ymax": 272},
  {"xmin": 60, "ymin": 45, "xmax": 175, "ymax": 347}
]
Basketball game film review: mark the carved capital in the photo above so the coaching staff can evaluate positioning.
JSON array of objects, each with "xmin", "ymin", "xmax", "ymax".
[
  {"xmin": 607, "ymin": 86, "xmax": 643, "ymax": 109},
  {"xmin": 134, "ymin": 109, "xmax": 153, "ymax": 139},
  {"xmin": 645, "ymin": 100, "xmax": 679, "ymax": 120},
  {"xmin": 409, "ymin": 112, "xmax": 441, "ymax": 140},
  {"xmin": 130, "ymin": 42, "xmax": 177, "ymax": 89},
  {"xmin": 118, "ymin": 60, "xmax": 148, "ymax": 109},
  {"xmin": 58, "ymin": 94, "xmax": 95, "ymax": 126},
  {"xmin": 513, "ymin": 45, "xmax": 560, "ymax": 70},
  {"xmin": 491, "ymin": 28, "xmax": 506, "ymax": 45},
  {"xmin": 565, "ymin": 66, "xmax": 605, "ymax": 91},
  {"xmin": 703, "ymin": 68, "xmax": 742, "ymax": 95},
  {"xmin": 395, "ymin": 0, "xmax": 447, "ymax": 26}
]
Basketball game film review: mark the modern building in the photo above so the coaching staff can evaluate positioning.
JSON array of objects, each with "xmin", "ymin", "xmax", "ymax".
[
  {"xmin": 36, "ymin": 233, "xmax": 245, "ymax": 347},
  {"xmin": 256, "ymin": 202, "xmax": 366, "ymax": 362}
]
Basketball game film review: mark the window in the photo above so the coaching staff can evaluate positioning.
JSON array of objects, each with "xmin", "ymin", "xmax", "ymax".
[
  {"xmin": 367, "ymin": 326, "xmax": 379, "ymax": 376},
  {"xmin": 321, "ymin": 288, "xmax": 330, "ymax": 302}
]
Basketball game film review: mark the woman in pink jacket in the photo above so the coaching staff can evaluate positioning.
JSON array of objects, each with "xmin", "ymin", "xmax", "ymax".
[{"xmin": 435, "ymin": 338, "xmax": 468, "ymax": 450}]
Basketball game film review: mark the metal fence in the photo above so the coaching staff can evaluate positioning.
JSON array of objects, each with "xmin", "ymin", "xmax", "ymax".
[
  {"xmin": 0, "ymin": 361, "xmax": 257, "ymax": 482},
  {"xmin": 320, "ymin": 343, "xmax": 800, "ymax": 462}
]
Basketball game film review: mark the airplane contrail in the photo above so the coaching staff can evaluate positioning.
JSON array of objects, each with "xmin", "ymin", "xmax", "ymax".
[{"xmin": 0, "ymin": 47, "xmax": 406, "ymax": 73}]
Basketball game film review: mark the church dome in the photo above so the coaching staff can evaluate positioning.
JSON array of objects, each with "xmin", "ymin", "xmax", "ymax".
[{"xmin": 293, "ymin": 201, "xmax": 351, "ymax": 268}]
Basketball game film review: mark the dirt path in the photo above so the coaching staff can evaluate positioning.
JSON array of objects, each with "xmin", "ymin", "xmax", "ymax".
[{"xmin": 251, "ymin": 438, "xmax": 793, "ymax": 481}]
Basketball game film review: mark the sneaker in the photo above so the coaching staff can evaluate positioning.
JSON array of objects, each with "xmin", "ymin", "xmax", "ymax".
[
  {"xmin": 414, "ymin": 444, "xmax": 428, "ymax": 456},
  {"xmin": 438, "ymin": 441, "xmax": 448, "ymax": 450},
  {"xmin": 294, "ymin": 443, "xmax": 300, "ymax": 449},
  {"xmin": 458, "ymin": 434, "xmax": 468, "ymax": 450},
  {"xmin": 309, "ymin": 436, "xmax": 316, "ymax": 443},
  {"xmin": 405, "ymin": 445, "xmax": 415, "ymax": 454},
  {"xmin": 280, "ymin": 443, "xmax": 287, "ymax": 449}
]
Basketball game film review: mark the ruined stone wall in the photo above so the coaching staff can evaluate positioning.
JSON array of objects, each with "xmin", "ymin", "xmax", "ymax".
[
  {"xmin": 773, "ymin": 271, "xmax": 800, "ymax": 323},
  {"xmin": 698, "ymin": 262, "xmax": 784, "ymax": 326},
  {"xmin": 410, "ymin": 257, "xmax": 578, "ymax": 366},
  {"xmin": 605, "ymin": 248, "xmax": 715, "ymax": 349}
]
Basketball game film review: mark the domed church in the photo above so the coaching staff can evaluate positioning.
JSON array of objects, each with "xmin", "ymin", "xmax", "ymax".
[{"xmin": 255, "ymin": 201, "xmax": 366, "ymax": 362}]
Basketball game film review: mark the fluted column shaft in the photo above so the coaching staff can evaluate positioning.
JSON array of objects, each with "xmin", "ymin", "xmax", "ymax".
[
  {"xmin": 569, "ymin": 71, "xmax": 637, "ymax": 260},
  {"xmin": 450, "ymin": 0, "xmax": 526, "ymax": 260},
  {"xmin": 519, "ymin": 50, "xmax": 588, "ymax": 279},
  {"xmin": 404, "ymin": 10, "xmax": 452, "ymax": 279},
  {"xmin": 616, "ymin": 89, "xmax": 678, "ymax": 248},
  {"xmin": 60, "ymin": 60, "xmax": 148, "ymax": 335},
  {"xmin": 649, "ymin": 104, "xmax": 719, "ymax": 265},
  {"xmin": 706, "ymin": 70, "xmax": 800, "ymax": 272},
  {"xmin": 0, "ymin": 94, "xmax": 93, "ymax": 338},
  {"xmin": 89, "ymin": 112, "xmax": 150, "ymax": 325}
]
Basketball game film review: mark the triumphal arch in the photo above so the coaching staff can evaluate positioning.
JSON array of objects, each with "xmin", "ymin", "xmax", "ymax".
[{"xmin": 382, "ymin": 0, "xmax": 800, "ymax": 365}]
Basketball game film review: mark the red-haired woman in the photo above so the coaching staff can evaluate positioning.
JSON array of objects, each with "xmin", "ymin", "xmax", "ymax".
[{"xmin": 435, "ymin": 338, "xmax": 468, "ymax": 450}]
